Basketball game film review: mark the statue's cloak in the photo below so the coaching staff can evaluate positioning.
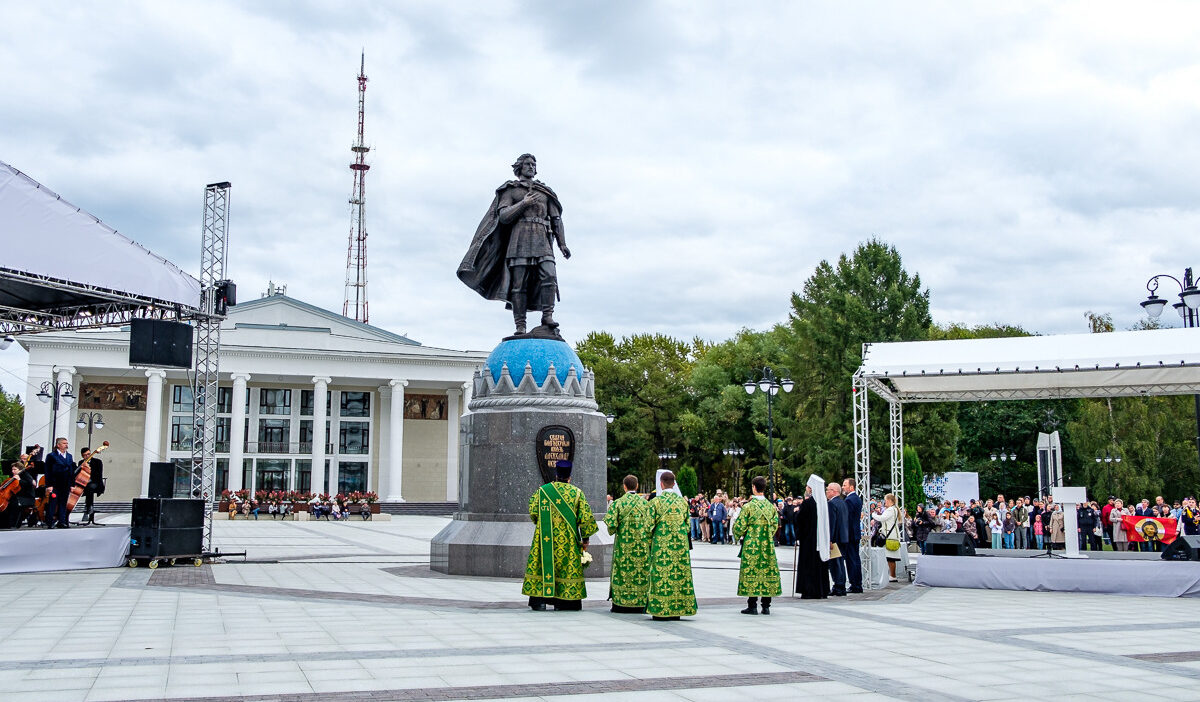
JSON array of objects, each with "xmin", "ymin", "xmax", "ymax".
[{"xmin": 457, "ymin": 180, "xmax": 562, "ymax": 310}]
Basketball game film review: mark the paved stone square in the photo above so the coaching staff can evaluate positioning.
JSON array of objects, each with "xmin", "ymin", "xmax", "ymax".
[{"xmin": 0, "ymin": 514, "xmax": 1197, "ymax": 701}]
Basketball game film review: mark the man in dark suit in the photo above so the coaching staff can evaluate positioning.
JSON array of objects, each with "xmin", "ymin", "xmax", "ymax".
[
  {"xmin": 826, "ymin": 482, "xmax": 849, "ymax": 596},
  {"xmin": 79, "ymin": 447, "xmax": 105, "ymax": 524},
  {"xmin": 44, "ymin": 437, "xmax": 74, "ymax": 529},
  {"xmin": 842, "ymin": 477, "xmax": 864, "ymax": 593}
]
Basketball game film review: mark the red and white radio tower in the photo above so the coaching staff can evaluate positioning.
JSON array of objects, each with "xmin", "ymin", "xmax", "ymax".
[{"xmin": 343, "ymin": 52, "xmax": 370, "ymax": 323}]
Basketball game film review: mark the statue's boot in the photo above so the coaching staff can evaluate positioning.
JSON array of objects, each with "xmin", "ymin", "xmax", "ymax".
[
  {"xmin": 511, "ymin": 293, "xmax": 527, "ymax": 335},
  {"xmin": 538, "ymin": 284, "xmax": 559, "ymax": 331}
]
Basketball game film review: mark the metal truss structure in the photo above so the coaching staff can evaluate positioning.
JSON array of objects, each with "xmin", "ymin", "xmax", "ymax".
[
  {"xmin": 0, "ymin": 267, "xmax": 198, "ymax": 334},
  {"xmin": 191, "ymin": 182, "xmax": 231, "ymax": 553},
  {"xmin": 851, "ymin": 375, "xmax": 873, "ymax": 588}
]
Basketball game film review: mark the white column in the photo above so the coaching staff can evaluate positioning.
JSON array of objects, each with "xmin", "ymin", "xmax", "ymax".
[
  {"xmin": 228, "ymin": 373, "xmax": 250, "ymax": 492},
  {"xmin": 387, "ymin": 379, "xmax": 407, "ymax": 502},
  {"xmin": 22, "ymin": 364, "xmax": 53, "ymax": 450},
  {"xmin": 141, "ymin": 369, "xmax": 167, "ymax": 498},
  {"xmin": 445, "ymin": 387, "xmax": 462, "ymax": 502},
  {"xmin": 311, "ymin": 377, "xmax": 330, "ymax": 495},
  {"xmin": 53, "ymin": 366, "xmax": 76, "ymax": 443},
  {"xmin": 377, "ymin": 384, "xmax": 391, "ymax": 501}
]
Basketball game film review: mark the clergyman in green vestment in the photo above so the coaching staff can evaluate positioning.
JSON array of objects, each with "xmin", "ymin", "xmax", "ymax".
[
  {"xmin": 646, "ymin": 470, "xmax": 697, "ymax": 620},
  {"xmin": 734, "ymin": 475, "xmax": 782, "ymax": 615},
  {"xmin": 605, "ymin": 474, "xmax": 652, "ymax": 613},
  {"xmin": 521, "ymin": 462, "xmax": 599, "ymax": 611}
]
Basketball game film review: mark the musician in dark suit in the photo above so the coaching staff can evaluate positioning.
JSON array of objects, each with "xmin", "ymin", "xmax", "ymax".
[
  {"xmin": 826, "ymin": 482, "xmax": 849, "ymax": 596},
  {"xmin": 44, "ymin": 437, "xmax": 74, "ymax": 529},
  {"xmin": 79, "ymin": 448, "xmax": 105, "ymax": 524},
  {"xmin": 842, "ymin": 477, "xmax": 864, "ymax": 593}
]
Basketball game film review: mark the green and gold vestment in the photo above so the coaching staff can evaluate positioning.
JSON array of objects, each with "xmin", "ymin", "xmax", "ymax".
[
  {"xmin": 733, "ymin": 496, "xmax": 782, "ymax": 597},
  {"xmin": 604, "ymin": 491, "xmax": 652, "ymax": 608},
  {"xmin": 521, "ymin": 481, "xmax": 599, "ymax": 601},
  {"xmin": 646, "ymin": 491, "xmax": 697, "ymax": 617}
]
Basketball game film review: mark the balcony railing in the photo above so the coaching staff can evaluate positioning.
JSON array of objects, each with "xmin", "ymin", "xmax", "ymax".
[{"xmin": 242, "ymin": 441, "xmax": 335, "ymax": 455}]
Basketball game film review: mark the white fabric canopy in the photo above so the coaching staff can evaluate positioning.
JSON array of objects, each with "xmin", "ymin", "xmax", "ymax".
[
  {"xmin": 858, "ymin": 328, "xmax": 1200, "ymax": 402},
  {"xmin": 0, "ymin": 160, "xmax": 200, "ymax": 308}
]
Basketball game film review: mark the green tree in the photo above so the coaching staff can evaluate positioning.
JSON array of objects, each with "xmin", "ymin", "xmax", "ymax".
[
  {"xmin": 902, "ymin": 446, "xmax": 927, "ymax": 513},
  {"xmin": 0, "ymin": 384, "xmax": 23, "ymax": 465},
  {"xmin": 576, "ymin": 332, "xmax": 697, "ymax": 495},
  {"xmin": 675, "ymin": 464, "xmax": 699, "ymax": 498},
  {"xmin": 786, "ymin": 238, "xmax": 956, "ymax": 488}
]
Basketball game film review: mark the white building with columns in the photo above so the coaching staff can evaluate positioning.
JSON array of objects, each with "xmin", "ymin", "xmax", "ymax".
[{"xmin": 18, "ymin": 293, "xmax": 486, "ymax": 503}]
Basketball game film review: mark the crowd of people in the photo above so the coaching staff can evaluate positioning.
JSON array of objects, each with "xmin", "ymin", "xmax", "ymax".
[{"xmin": 907, "ymin": 493, "xmax": 1200, "ymax": 553}]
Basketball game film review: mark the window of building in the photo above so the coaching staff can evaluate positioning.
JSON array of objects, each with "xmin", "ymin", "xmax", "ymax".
[
  {"xmin": 242, "ymin": 458, "xmax": 253, "ymax": 492},
  {"xmin": 170, "ymin": 417, "xmax": 193, "ymax": 451},
  {"xmin": 217, "ymin": 387, "xmax": 233, "ymax": 414},
  {"xmin": 340, "ymin": 391, "xmax": 370, "ymax": 417},
  {"xmin": 172, "ymin": 385, "xmax": 193, "ymax": 413},
  {"xmin": 295, "ymin": 459, "xmax": 330, "ymax": 494},
  {"xmin": 215, "ymin": 417, "xmax": 231, "ymax": 453},
  {"xmin": 338, "ymin": 422, "xmax": 369, "ymax": 455},
  {"xmin": 259, "ymin": 388, "xmax": 291, "ymax": 415},
  {"xmin": 257, "ymin": 418, "xmax": 290, "ymax": 453},
  {"xmin": 299, "ymin": 420, "xmax": 331, "ymax": 452},
  {"xmin": 170, "ymin": 458, "xmax": 191, "ymax": 498},
  {"xmin": 255, "ymin": 458, "xmax": 290, "ymax": 492},
  {"xmin": 338, "ymin": 462, "xmax": 367, "ymax": 494},
  {"xmin": 300, "ymin": 390, "xmax": 331, "ymax": 416}
]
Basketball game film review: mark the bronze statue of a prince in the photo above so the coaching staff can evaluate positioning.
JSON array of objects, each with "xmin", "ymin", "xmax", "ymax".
[{"xmin": 457, "ymin": 154, "xmax": 571, "ymax": 338}]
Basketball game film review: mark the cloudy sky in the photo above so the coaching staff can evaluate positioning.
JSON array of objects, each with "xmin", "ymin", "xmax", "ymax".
[{"xmin": 2, "ymin": 1, "xmax": 1199, "ymax": 388}]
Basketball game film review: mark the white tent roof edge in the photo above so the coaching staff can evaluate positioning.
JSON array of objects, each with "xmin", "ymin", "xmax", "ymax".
[
  {"xmin": 856, "ymin": 327, "xmax": 1200, "ymax": 402},
  {"xmin": 0, "ymin": 160, "xmax": 201, "ymax": 309}
]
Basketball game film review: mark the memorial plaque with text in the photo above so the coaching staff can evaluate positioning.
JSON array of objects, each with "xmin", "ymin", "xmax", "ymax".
[{"xmin": 535, "ymin": 425, "xmax": 575, "ymax": 484}]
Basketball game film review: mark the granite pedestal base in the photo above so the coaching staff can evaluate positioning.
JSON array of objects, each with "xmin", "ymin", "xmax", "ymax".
[{"xmin": 431, "ymin": 338, "xmax": 612, "ymax": 578}]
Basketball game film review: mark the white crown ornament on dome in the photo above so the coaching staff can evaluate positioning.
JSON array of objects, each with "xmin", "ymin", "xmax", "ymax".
[{"xmin": 469, "ymin": 361, "xmax": 598, "ymax": 411}]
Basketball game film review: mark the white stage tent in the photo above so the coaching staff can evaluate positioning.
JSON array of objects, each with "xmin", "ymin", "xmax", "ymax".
[
  {"xmin": 0, "ymin": 160, "xmax": 202, "ymax": 334},
  {"xmin": 851, "ymin": 327, "xmax": 1200, "ymax": 585}
]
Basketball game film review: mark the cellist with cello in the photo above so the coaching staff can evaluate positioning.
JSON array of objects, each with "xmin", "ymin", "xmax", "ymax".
[{"xmin": 0, "ymin": 447, "xmax": 41, "ymax": 529}]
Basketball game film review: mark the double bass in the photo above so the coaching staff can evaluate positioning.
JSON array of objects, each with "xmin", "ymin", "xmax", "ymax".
[
  {"xmin": 0, "ymin": 445, "xmax": 40, "ymax": 513},
  {"xmin": 67, "ymin": 441, "xmax": 108, "ymax": 515}
]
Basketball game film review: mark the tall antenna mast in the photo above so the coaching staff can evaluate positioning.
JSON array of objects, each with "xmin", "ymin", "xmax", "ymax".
[{"xmin": 343, "ymin": 51, "xmax": 370, "ymax": 322}]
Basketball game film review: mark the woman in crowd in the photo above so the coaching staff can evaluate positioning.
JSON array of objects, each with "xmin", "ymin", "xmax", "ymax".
[
  {"xmin": 1110, "ymin": 499, "xmax": 1129, "ymax": 551},
  {"xmin": 1050, "ymin": 507, "xmax": 1065, "ymax": 550},
  {"xmin": 871, "ymin": 493, "xmax": 901, "ymax": 582}
]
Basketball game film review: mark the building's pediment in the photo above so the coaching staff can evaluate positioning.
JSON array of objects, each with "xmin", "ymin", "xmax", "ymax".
[{"xmin": 224, "ymin": 295, "xmax": 419, "ymax": 348}]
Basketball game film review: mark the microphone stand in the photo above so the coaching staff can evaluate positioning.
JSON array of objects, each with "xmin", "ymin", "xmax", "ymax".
[{"xmin": 1030, "ymin": 476, "xmax": 1067, "ymax": 559}]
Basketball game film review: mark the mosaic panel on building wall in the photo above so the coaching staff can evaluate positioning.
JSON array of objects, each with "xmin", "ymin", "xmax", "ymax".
[
  {"xmin": 404, "ymin": 393, "xmax": 447, "ymax": 420},
  {"xmin": 79, "ymin": 382, "xmax": 146, "ymax": 411}
]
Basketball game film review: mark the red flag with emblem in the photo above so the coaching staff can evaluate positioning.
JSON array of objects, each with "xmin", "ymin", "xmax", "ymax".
[{"xmin": 1121, "ymin": 515, "xmax": 1178, "ymax": 544}]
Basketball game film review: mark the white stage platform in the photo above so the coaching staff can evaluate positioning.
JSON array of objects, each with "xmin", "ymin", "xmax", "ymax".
[
  {"xmin": 914, "ymin": 553, "xmax": 1200, "ymax": 597},
  {"xmin": 0, "ymin": 525, "xmax": 130, "ymax": 574}
]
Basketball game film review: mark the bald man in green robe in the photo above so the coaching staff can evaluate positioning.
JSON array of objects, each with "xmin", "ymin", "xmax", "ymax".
[{"xmin": 605, "ymin": 474, "xmax": 652, "ymax": 613}]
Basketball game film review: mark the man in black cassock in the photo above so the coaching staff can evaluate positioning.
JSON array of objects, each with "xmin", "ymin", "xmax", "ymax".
[{"xmin": 793, "ymin": 475, "xmax": 830, "ymax": 599}]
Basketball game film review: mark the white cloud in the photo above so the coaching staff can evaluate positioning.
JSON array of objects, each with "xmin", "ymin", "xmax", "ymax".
[{"xmin": 2, "ymin": 0, "xmax": 1199, "ymax": 378}]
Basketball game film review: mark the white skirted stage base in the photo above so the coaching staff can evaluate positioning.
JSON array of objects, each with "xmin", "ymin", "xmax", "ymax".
[
  {"xmin": 914, "ymin": 553, "xmax": 1200, "ymax": 598},
  {"xmin": 0, "ymin": 526, "xmax": 131, "ymax": 574}
]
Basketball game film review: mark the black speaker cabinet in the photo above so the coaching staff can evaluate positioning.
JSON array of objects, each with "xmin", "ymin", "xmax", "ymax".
[
  {"xmin": 148, "ymin": 462, "xmax": 175, "ymax": 498},
  {"xmin": 130, "ymin": 526, "xmax": 203, "ymax": 558},
  {"xmin": 129, "ymin": 318, "xmax": 193, "ymax": 369},
  {"xmin": 132, "ymin": 498, "xmax": 203, "ymax": 529},
  {"xmin": 925, "ymin": 532, "xmax": 977, "ymax": 556},
  {"xmin": 1162, "ymin": 534, "xmax": 1200, "ymax": 561}
]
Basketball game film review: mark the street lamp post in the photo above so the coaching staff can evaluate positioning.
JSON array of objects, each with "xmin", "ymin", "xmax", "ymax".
[
  {"xmin": 989, "ymin": 448, "xmax": 1017, "ymax": 463},
  {"xmin": 1140, "ymin": 266, "xmax": 1200, "ymax": 479},
  {"xmin": 657, "ymin": 450, "xmax": 676, "ymax": 492},
  {"xmin": 76, "ymin": 411, "xmax": 105, "ymax": 449},
  {"xmin": 743, "ymin": 366, "xmax": 793, "ymax": 501},
  {"xmin": 723, "ymin": 444, "xmax": 745, "ymax": 497},
  {"xmin": 36, "ymin": 379, "xmax": 76, "ymax": 450}
]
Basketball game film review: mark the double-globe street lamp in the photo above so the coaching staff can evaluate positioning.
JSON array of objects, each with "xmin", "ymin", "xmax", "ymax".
[
  {"xmin": 36, "ymin": 379, "xmax": 76, "ymax": 450},
  {"xmin": 744, "ymin": 367, "xmax": 794, "ymax": 501},
  {"xmin": 76, "ymin": 411, "xmax": 105, "ymax": 449},
  {"xmin": 1140, "ymin": 266, "xmax": 1200, "ymax": 478},
  {"xmin": 723, "ymin": 444, "xmax": 745, "ymax": 497}
]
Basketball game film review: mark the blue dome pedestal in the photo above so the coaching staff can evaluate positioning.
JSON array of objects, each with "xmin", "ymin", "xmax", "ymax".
[{"xmin": 430, "ymin": 338, "xmax": 613, "ymax": 579}]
